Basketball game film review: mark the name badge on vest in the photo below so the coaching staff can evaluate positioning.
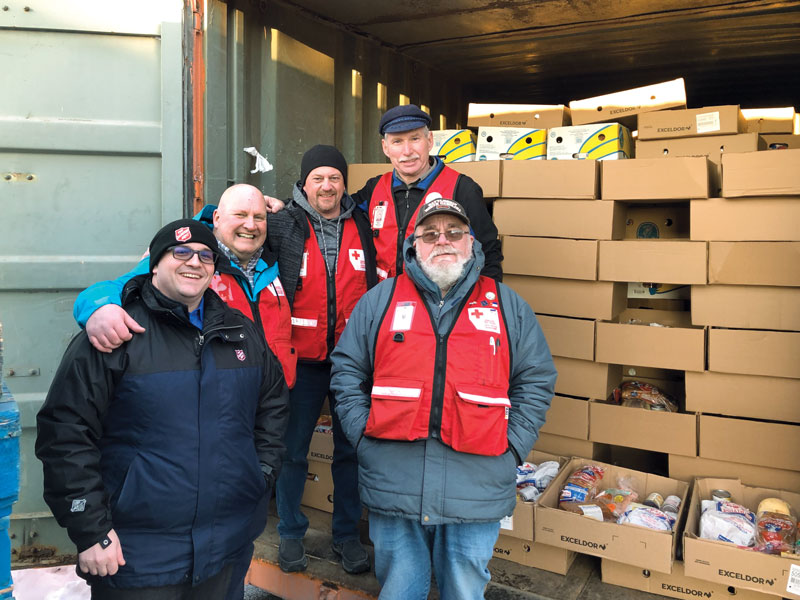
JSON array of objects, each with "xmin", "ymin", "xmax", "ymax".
[
  {"xmin": 468, "ymin": 307, "xmax": 501, "ymax": 333},
  {"xmin": 390, "ymin": 301, "xmax": 416, "ymax": 331},
  {"xmin": 299, "ymin": 252, "xmax": 308, "ymax": 277},
  {"xmin": 372, "ymin": 204, "xmax": 387, "ymax": 229},
  {"xmin": 348, "ymin": 248, "xmax": 366, "ymax": 271},
  {"xmin": 268, "ymin": 278, "xmax": 286, "ymax": 297}
]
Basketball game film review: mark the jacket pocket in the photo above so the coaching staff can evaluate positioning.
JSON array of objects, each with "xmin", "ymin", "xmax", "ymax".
[
  {"xmin": 365, "ymin": 377, "xmax": 428, "ymax": 441},
  {"xmin": 442, "ymin": 385, "xmax": 510, "ymax": 456}
]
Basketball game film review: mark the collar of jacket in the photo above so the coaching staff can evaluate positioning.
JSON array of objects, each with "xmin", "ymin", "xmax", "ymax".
[{"xmin": 391, "ymin": 156, "xmax": 443, "ymax": 190}]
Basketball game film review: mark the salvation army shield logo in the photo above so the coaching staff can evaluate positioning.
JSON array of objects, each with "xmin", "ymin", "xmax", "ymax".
[
  {"xmin": 174, "ymin": 226, "xmax": 192, "ymax": 242},
  {"xmin": 235, "ymin": 349, "xmax": 246, "ymax": 361},
  {"xmin": 467, "ymin": 307, "xmax": 500, "ymax": 333}
]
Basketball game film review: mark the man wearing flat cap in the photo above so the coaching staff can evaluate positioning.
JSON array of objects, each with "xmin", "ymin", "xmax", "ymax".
[
  {"xmin": 351, "ymin": 103, "xmax": 503, "ymax": 282},
  {"xmin": 331, "ymin": 198, "xmax": 555, "ymax": 599},
  {"xmin": 266, "ymin": 144, "xmax": 378, "ymax": 576},
  {"xmin": 37, "ymin": 219, "xmax": 289, "ymax": 599}
]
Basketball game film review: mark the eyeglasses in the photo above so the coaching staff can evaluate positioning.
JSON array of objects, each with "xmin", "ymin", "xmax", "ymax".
[
  {"xmin": 172, "ymin": 246, "xmax": 217, "ymax": 265},
  {"xmin": 416, "ymin": 229, "xmax": 469, "ymax": 244}
]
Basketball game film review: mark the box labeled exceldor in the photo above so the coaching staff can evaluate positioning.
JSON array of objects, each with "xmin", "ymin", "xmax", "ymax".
[
  {"xmin": 637, "ymin": 105, "xmax": 746, "ymax": 140},
  {"xmin": 431, "ymin": 129, "xmax": 476, "ymax": 162},
  {"xmin": 547, "ymin": 123, "xmax": 632, "ymax": 160},
  {"xmin": 742, "ymin": 106, "xmax": 797, "ymax": 134},
  {"xmin": 569, "ymin": 78, "xmax": 687, "ymax": 127},
  {"xmin": 475, "ymin": 126, "xmax": 546, "ymax": 160},
  {"xmin": 467, "ymin": 103, "xmax": 570, "ymax": 129}
]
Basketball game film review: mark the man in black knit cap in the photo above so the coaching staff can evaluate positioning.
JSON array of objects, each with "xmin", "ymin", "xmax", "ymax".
[{"xmin": 267, "ymin": 145, "xmax": 378, "ymax": 575}]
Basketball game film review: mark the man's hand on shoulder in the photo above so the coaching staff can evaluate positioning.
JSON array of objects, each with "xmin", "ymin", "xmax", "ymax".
[
  {"xmin": 264, "ymin": 195, "xmax": 285, "ymax": 213},
  {"xmin": 86, "ymin": 304, "xmax": 145, "ymax": 353},
  {"xmin": 78, "ymin": 529, "xmax": 126, "ymax": 577}
]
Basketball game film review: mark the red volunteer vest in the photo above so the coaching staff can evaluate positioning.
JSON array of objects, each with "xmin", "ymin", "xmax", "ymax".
[
  {"xmin": 368, "ymin": 274, "xmax": 512, "ymax": 456},
  {"xmin": 291, "ymin": 216, "xmax": 369, "ymax": 361},
  {"xmin": 209, "ymin": 272, "xmax": 297, "ymax": 388},
  {"xmin": 368, "ymin": 166, "xmax": 460, "ymax": 279}
]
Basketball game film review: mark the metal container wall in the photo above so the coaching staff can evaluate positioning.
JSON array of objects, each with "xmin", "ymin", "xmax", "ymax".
[{"xmin": 1, "ymin": 382, "xmax": 21, "ymax": 597}]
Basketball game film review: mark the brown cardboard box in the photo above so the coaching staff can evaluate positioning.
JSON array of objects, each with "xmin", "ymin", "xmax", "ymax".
[
  {"xmin": 538, "ymin": 315, "xmax": 595, "ymax": 360},
  {"xmin": 598, "ymin": 240, "xmax": 707, "ymax": 284},
  {"xmin": 708, "ymin": 327, "xmax": 800, "ymax": 379},
  {"xmin": 589, "ymin": 401, "xmax": 697, "ymax": 457},
  {"xmin": 602, "ymin": 559, "xmax": 774, "ymax": 600},
  {"xmin": 685, "ymin": 370, "xmax": 800, "ymax": 423},
  {"xmin": 683, "ymin": 478, "xmax": 800, "ymax": 598},
  {"xmin": 742, "ymin": 106, "xmax": 797, "ymax": 134},
  {"xmin": 505, "ymin": 275, "xmax": 627, "ymax": 320},
  {"xmin": 601, "ymin": 157, "xmax": 711, "ymax": 201},
  {"xmin": 721, "ymin": 148, "xmax": 800, "ymax": 197},
  {"xmin": 553, "ymin": 356, "xmax": 621, "ymax": 399},
  {"xmin": 691, "ymin": 197, "xmax": 800, "ymax": 241},
  {"xmin": 535, "ymin": 457, "xmax": 688, "ymax": 573},
  {"xmin": 492, "ymin": 537, "xmax": 577, "ymax": 575},
  {"xmin": 595, "ymin": 309, "xmax": 706, "ymax": 372},
  {"xmin": 760, "ymin": 133, "xmax": 800, "ymax": 149},
  {"xmin": 450, "ymin": 160, "xmax": 502, "ymax": 197},
  {"xmin": 625, "ymin": 204, "xmax": 690, "ymax": 239},
  {"xmin": 500, "ymin": 160, "xmax": 599, "ymax": 199},
  {"xmin": 708, "ymin": 241, "xmax": 800, "ymax": 286},
  {"xmin": 691, "ymin": 284, "xmax": 800, "ymax": 331},
  {"xmin": 533, "ymin": 432, "xmax": 608, "ymax": 460},
  {"xmin": 669, "ymin": 454, "xmax": 800, "ymax": 493},
  {"xmin": 541, "ymin": 395, "xmax": 590, "ymax": 439},
  {"xmin": 301, "ymin": 459, "xmax": 334, "ymax": 513},
  {"xmin": 503, "ymin": 237, "xmax": 598, "ymax": 280},
  {"xmin": 468, "ymin": 103, "xmax": 570, "ymax": 129},
  {"xmin": 347, "ymin": 162, "xmax": 388, "ymax": 193},
  {"xmin": 308, "ymin": 430, "xmax": 334, "ymax": 464},
  {"xmin": 494, "ymin": 199, "xmax": 624, "ymax": 240},
  {"xmin": 699, "ymin": 416, "xmax": 800, "ymax": 471},
  {"xmin": 569, "ymin": 78, "xmax": 687, "ymax": 127},
  {"xmin": 636, "ymin": 133, "xmax": 763, "ymax": 195},
  {"xmin": 638, "ymin": 105, "xmax": 746, "ymax": 140},
  {"xmin": 499, "ymin": 450, "xmax": 568, "ymax": 541}
]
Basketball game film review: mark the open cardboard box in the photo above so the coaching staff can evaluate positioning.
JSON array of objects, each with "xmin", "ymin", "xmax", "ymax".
[
  {"xmin": 598, "ymin": 240, "xmax": 707, "ymax": 285},
  {"xmin": 602, "ymin": 558, "xmax": 775, "ymax": 600},
  {"xmin": 624, "ymin": 203, "xmax": 690, "ymax": 239},
  {"xmin": 708, "ymin": 327, "xmax": 800, "ymax": 380},
  {"xmin": 500, "ymin": 159, "xmax": 599, "ymax": 199},
  {"xmin": 602, "ymin": 157, "xmax": 711, "ymax": 201},
  {"xmin": 669, "ymin": 454, "xmax": 800, "ymax": 495},
  {"xmin": 595, "ymin": 308, "xmax": 706, "ymax": 372},
  {"xmin": 494, "ymin": 199, "xmax": 624, "ymax": 239},
  {"xmin": 535, "ymin": 457, "xmax": 689, "ymax": 573},
  {"xmin": 499, "ymin": 450, "xmax": 569, "ymax": 541},
  {"xmin": 683, "ymin": 477, "xmax": 800, "ymax": 598},
  {"xmin": 538, "ymin": 314, "xmax": 595, "ymax": 361},
  {"xmin": 503, "ymin": 237, "xmax": 598, "ymax": 280},
  {"xmin": 505, "ymin": 275, "xmax": 626, "ymax": 321}
]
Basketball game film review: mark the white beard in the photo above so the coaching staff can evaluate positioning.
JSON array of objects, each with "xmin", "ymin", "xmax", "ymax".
[{"xmin": 418, "ymin": 247, "xmax": 471, "ymax": 294}]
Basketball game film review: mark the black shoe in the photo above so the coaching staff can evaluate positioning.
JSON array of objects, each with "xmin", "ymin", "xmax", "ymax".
[
  {"xmin": 278, "ymin": 538, "xmax": 308, "ymax": 573},
  {"xmin": 332, "ymin": 539, "xmax": 371, "ymax": 574}
]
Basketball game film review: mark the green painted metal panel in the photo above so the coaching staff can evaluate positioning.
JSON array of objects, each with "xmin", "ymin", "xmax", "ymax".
[{"xmin": 0, "ymin": 1, "xmax": 185, "ymax": 563}]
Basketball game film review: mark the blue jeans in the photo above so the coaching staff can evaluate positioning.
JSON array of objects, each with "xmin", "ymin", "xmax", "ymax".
[
  {"xmin": 369, "ymin": 513, "xmax": 500, "ymax": 600},
  {"xmin": 276, "ymin": 361, "xmax": 362, "ymax": 543}
]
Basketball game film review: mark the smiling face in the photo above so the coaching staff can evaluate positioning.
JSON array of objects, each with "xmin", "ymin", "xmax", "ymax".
[
  {"xmin": 213, "ymin": 184, "xmax": 267, "ymax": 263},
  {"xmin": 381, "ymin": 126, "xmax": 435, "ymax": 184},
  {"xmin": 302, "ymin": 166, "xmax": 345, "ymax": 219},
  {"xmin": 151, "ymin": 242, "xmax": 216, "ymax": 311},
  {"xmin": 413, "ymin": 214, "xmax": 473, "ymax": 293}
]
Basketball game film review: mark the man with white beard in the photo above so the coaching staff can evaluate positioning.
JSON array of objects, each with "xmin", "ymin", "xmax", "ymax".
[{"xmin": 330, "ymin": 196, "xmax": 556, "ymax": 600}]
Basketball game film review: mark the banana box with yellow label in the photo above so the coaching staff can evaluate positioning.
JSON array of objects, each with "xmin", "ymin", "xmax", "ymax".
[
  {"xmin": 546, "ymin": 123, "xmax": 633, "ymax": 160},
  {"xmin": 431, "ymin": 129, "xmax": 476, "ymax": 162},
  {"xmin": 475, "ymin": 127, "xmax": 547, "ymax": 160}
]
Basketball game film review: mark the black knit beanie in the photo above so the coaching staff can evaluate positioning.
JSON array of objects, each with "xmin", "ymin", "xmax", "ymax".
[
  {"xmin": 148, "ymin": 219, "xmax": 219, "ymax": 272},
  {"xmin": 300, "ymin": 144, "xmax": 348, "ymax": 188}
]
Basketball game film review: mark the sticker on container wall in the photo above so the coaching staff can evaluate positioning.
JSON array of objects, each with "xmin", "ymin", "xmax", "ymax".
[{"xmin": 695, "ymin": 112, "xmax": 721, "ymax": 134}]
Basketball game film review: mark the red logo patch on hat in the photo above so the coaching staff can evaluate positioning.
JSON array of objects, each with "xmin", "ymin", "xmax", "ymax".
[{"xmin": 175, "ymin": 227, "xmax": 192, "ymax": 242}]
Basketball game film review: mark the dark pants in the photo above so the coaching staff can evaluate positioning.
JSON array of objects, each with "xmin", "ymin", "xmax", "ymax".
[
  {"xmin": 90, "ymin": 563, "xmax": 233, "ymax": 600},
  {"xmin": 275, "ymin": 361, "xmax": 362, "ymax": 543}
]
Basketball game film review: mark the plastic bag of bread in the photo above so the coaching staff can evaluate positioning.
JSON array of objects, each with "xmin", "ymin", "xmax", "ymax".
[
  {"xmin": 753, "ymin": 498, "xmax": 797, "ymax": 555},
  {"xmin": 594, "ymin": 488, "xmax": 638, "ymax": 521},
  {"xmin": 700, "ymin": 500, "xmax": 757, "ymax": 547},
  {"xmin": 559, "ymin": 464, "xmax": 605, "ymax": 517},
  {"xmin": 611, "ymin": 381, "xmax": 677, "ymax": 412}
]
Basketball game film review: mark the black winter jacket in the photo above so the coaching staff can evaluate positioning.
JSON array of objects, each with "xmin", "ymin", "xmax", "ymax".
[{"xmin": 36, "ymin": 276, "xmax": 289, "ymax": 589}]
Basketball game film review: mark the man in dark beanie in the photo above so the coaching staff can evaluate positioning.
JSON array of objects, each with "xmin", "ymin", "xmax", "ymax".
[
  {"xmin": 37, "ymin": 219, "xmax": 289, "ymax": 599},
  {"xmin": 266, "ymin": 144, "xmax": 378, "ymax": 575}
]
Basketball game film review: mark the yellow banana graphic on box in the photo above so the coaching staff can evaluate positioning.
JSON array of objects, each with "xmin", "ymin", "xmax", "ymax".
[
  {"xmin": 437, "ymin": 130, "xmax": 476, "ymax": 162},
  {"xmin": 503, "ymin": 130, "xmax": 547, "ymax": 160},
  {"xmin": 579, "ymin": 125, "xmax": 631, "ymax": 159}
]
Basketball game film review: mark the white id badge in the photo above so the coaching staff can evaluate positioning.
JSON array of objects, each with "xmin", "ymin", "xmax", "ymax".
[
  {"xmin": 372, "ymin": 204, "xmax": 387, "ymax": 229},
  {"xmin": 299, "ymin": 252, "xmax": 308, "ymax": 277},
  {"xmin": 391, "ymin": 302, "xmax": 416, "ymax": 331}
]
